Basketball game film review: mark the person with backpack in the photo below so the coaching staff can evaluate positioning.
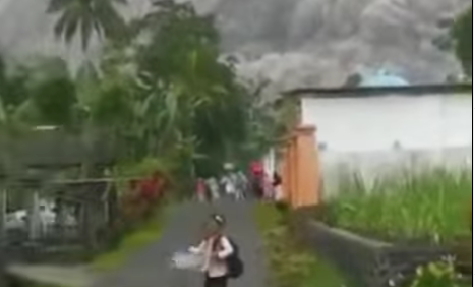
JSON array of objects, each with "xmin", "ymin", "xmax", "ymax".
[{"xmin": 188, "ymin": 214, "xmax": 244, "ymax": 287}]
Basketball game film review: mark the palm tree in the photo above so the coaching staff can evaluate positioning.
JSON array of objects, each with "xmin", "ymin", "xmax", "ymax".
[{"xmin": 47, "ymin": 0, "xmax": 128, "ymax": 50}]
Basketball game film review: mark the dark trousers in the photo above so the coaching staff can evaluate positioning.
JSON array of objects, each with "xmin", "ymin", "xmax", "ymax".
[
  {"xmin": 204, "ymin": 275, "xmax": 228, "ymax": 287},
  {"xmin": 251, "ymin": 178, "xmax": 263, "ymax": 199}
]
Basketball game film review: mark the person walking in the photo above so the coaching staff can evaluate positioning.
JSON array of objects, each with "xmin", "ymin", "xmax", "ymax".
[
  {"xmin": 196, "ymin": 178, "xmax": 207, "ymax": 202},
  {"xmin": 220, "ymin": 174, "xmax": 236, "ymax": 199},
  {"xmin": 236, "ymin": 171, "xmax": 249, "ymax": 198},
  {"xmin": 249, "ymin": 161, "xmax": 264, "ymax": 199},
  {"xmin": 261, "ymin": 172, "xmax": 275, "ymax": 200},
  {"xmin": 207, "ymin": 177, "xmax": 221, "ymax": 200},
  {"xmin": 230, "ymin": 172, "xmax": 244, "ymax": 200},
  {"xmin": 273, "ymin": 171, "xmax": 284, "ymax": 201},
  {"xmin": 188, "ymin": 214, "xmax": 243, "ymax": 287}
]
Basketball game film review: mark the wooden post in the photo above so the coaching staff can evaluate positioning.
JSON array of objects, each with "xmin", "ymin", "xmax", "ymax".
[
  {"xmin": 26, "ymin": 190, "xmax": 41, "ymax": 240},
  {"xmin": 0, "ymin": 187, "xmax": 6, "ymax": 247},
  {"xmin": 55, "ymin": 191, "xmax": 67, "ymax": 243}
]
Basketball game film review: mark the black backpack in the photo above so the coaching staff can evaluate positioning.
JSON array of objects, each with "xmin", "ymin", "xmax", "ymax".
[{"xmin": 225, "ymin": 238, "xmax": 244, "ymax": 279}]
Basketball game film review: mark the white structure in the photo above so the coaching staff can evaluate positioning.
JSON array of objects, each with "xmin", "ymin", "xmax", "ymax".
[
  {"xmin": 291, "ymin": 84, "xmax": 472, "ymax": 196},
  {"xmin": 261, "ymin": 147, "xmax": 277, "ymax": 176}
]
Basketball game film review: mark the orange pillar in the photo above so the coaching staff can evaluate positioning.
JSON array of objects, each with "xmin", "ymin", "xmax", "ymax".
[{"xmin": 292, "ymin": 125, "xmax": 320, "ymax": 209}]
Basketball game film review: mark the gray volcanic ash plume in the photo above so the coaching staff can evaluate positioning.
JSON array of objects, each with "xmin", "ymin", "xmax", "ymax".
[{"xmin": 0, "ymin": 0, "xmax": 470, "ymax": 93}]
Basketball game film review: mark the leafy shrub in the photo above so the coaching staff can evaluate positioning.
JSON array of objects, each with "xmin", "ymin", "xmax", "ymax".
[
  {"xmin": 118, "ymin": 173, "xmax": 167, "ymax": 228},
  {"xmin": 410, "ymin": 259, "xmax": 464, "ymax": 287},
  {"xmin": 113, "ymin": 158, "xmax": 172, "ymax": 227}
]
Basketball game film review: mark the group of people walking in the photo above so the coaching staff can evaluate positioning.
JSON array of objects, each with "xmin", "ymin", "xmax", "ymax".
[
  {"xmin": 195, "ymin": 171, "xmax": 248, "ymax": 201},
  {"xmin": 194, "ymin": 161, "xmax": 283, "ymax": 202}
]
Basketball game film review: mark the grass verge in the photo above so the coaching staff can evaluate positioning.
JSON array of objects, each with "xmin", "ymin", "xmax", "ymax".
[
  {"xmin": 91, "ymin": 206, "xmax": 172, "ymax": 272},
  {"xmin": 254, "ymin": 202, "xmax": 348, "ymax": 287}
]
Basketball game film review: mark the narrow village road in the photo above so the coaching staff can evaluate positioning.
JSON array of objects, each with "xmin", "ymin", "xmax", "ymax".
[{"xmin": 93, "ymin": 199, "xmax": 268, "ymax": 287}]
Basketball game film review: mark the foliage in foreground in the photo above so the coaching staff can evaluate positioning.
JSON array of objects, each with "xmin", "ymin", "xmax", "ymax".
[
  {"xmin": 410, "ymin": 259, "xmax": 469, "ymax": 287},
  {"xmin": 92, "ymin": 206, "xmax": 170, "ymax": 272},
  {"xmin": 255, "ymin": 203, "xmax": 347, "ymax": 287},
  {"xmin": 451, "ymin": 5, "xmax": 472, "ymax": 77},
  {"xmin": 319, "ymin": 168, "xmax": 472, "ymax": 243}
]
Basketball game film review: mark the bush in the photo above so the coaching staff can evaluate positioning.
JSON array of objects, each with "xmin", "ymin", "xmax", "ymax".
[
  {"xmin": 410, "ymin": 259, "xmax": 468, "ymax": 287},
  {"xmin": 113, "ymin": 157, "xmax": 172, "ymax": 230},
  {"xmin": 119, "ymin": 172, "xmax": 167, "ymax": 225}
]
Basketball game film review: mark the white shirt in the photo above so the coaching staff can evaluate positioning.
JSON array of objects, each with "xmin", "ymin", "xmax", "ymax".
[
  {"xmin": 222, "ymin": 175, "xmax": 238, "ymax": 194},
  {"xmin": 207, "ymin": 178, "xmax": 220, "ymax": 198},
  {"xmin": 189, "ymin": 236, "xmax": 234, "ymax": 278}
]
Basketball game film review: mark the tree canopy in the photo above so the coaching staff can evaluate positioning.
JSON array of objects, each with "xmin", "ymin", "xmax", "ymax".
[
  {"xmin": 451, "ymin": 6, "xmax": 472, "ymax": 77},
  {"xmin": 0, "ymin": 0, "xmax": 283, "ymax": 182}
]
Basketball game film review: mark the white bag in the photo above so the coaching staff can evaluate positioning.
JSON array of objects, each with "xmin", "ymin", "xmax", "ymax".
[{"xmin": 171, "ymin": 251, "xmax": 204, "ymax": 271}]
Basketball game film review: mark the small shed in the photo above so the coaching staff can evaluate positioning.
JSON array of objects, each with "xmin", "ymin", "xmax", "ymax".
[{"xmin": 0, "ymin": 128, "xmax": 118, "ymax": 262}]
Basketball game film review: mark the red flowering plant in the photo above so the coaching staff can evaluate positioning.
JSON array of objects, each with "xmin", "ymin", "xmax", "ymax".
[{"xmin": 114, "ymin": 158, "xmax": 172, "ymax": 228}]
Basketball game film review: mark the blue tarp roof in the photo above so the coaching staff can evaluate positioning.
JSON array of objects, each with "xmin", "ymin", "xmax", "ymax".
[{"xmin": 359, "ymin": 69, "xmax": 410, "ymax": 87}]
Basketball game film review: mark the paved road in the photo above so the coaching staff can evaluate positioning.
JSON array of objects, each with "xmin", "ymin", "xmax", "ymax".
[{"xmin": 93, "ymin": 199, "xmax": 268, "ymax": 287}]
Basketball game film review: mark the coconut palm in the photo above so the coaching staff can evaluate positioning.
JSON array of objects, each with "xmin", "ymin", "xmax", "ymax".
[{"xmin": 47, "ymin": 0, "xmax": 128, "ymax": 50}]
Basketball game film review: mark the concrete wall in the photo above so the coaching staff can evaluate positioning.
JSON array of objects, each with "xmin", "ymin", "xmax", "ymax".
[
  {"xmin": 302, "ymin": 94, "xmax": 472, "ymax": 152},
  {"xmin": 300, "ymin": 93, "xmax": 472, "ymax": 197}
]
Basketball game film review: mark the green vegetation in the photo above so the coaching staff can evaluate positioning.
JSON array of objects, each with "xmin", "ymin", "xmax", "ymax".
[
  {"xmin": 25, "ymin": 284, "xmax": 65, "ymax": 287},
  {"xmin": 411, "ymin": 260, "xmax": 470, "ymax": 287},
  {"xmin": 432, "ymin": 5, "xmax": 472, "ymax": 80},
  {"xmin": 1, "ymin": 0, "xmax": 284, "ymax": 249},
  {"xmin": 91, "ymin": 206, "xmax": 171, "ymax": 272},
  {"xmin": 47, "ymin": 0, "xmax": 127, "ymax": 50},
  {"xmin": 318, "ymin": 168, "xmax": 472, "ymax": 243},
  {"xmin": 451, "ymin": 6, "xmax": 472, "ymax": 77},
  {"xmin": 255, "ymin": 203, "xmax": 348, "ymax": 287},
  {"xmin": 1, "ymin": 0, "xmax": 284, "ymax": 180},
  {"xmin": 1, "ymin": 0, "xmax": 286, "ymax": 277}
]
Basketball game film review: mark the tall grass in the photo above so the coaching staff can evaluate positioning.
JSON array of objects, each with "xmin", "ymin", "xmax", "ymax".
[
  {"xmin": 322, "ymin": 168, "xmax": 472, "ymax": 243},
  {"xmin": 255, "ymin": 203, "xmax": 349, "ymax": 287}
]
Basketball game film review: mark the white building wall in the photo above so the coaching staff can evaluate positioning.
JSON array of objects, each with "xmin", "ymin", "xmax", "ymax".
[
  {"xmin": 261, "ymin": 148, "xmax": 276, "ymax": 176},
  {"xmin": 300, "ymin": 93, "xmax": 472, "ymax": 197}
]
